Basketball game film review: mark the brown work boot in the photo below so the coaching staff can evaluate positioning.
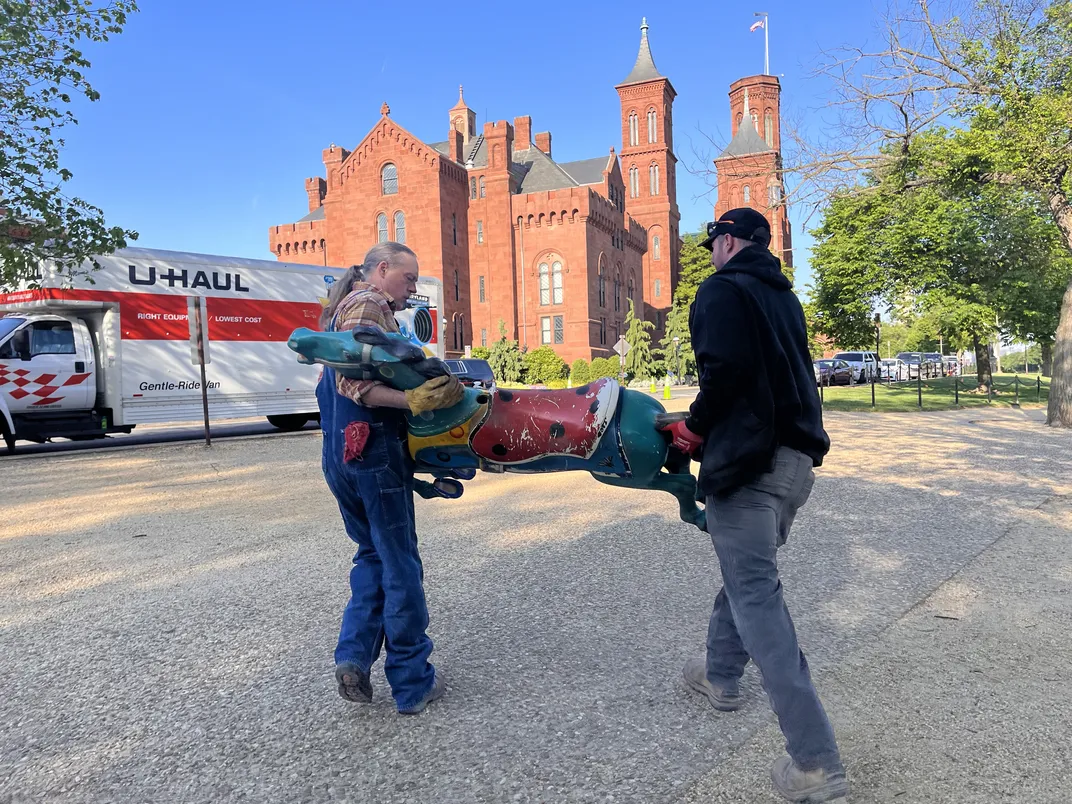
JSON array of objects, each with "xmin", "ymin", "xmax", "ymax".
[
  {"xmin": 682, "ymin": 658, "xmax": 741, "ymax": 711},
  {"xmin": 771, "ymin": 755, "xmax": 849, "ymax": 802}
]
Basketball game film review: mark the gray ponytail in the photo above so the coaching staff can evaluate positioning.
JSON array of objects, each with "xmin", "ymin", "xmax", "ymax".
[{"xmin": 319, "ymin": 241, "xmax": 417, "ymax": 329}]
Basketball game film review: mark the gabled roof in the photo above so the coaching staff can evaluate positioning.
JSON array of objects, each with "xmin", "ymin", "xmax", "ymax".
[
  {"xmin": 717, "ymin": 122, "xmax": 773, "ymax": 159},
  {"xmin": 298, "ymin": 206, "xmax": 325, "ymax": 222},
  {"xmin": 619, "ymin": 18, "xmax": 664, "ymax": 85},
  {"xmin": 514, "ymin": 147, "xmax": 582, "ymax": 193},
  {"xmin": 560, "ymin": 156, "xmax": 609, "ymax": 185}
]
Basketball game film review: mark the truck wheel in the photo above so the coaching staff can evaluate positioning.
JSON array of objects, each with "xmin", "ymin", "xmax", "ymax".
[{"xmin": 267, "ymin": 414, "xmax": 310, "ymax": 431}]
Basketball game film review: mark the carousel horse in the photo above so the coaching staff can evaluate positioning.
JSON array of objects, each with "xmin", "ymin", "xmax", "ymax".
[{"xmin": 288, "ymin": 325, "xmax": 706, "ymax": 531}]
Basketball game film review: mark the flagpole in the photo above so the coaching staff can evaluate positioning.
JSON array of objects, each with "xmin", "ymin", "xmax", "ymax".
[
  {"xmin": 754, "ymin": 11, "xmax": 769, "ymax": 75},
  {"xmin": 764, "ymin": 14, "xmax": 769, "ymax": 75}
]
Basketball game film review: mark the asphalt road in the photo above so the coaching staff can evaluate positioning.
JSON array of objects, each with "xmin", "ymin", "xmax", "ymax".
[
  {"xmin": 2, "ymin": 405, "xmax": 1070, "ymax": 803},
  {"xmin": 2, "ymin": 418, "xmax": 319, "ymax": 458}
]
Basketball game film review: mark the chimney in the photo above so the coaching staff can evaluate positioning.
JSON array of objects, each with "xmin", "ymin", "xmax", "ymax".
[
  {"xmin": 322, "ymin": 143, "xmax": 348, "ymax": 189},
  {"xmin": 513, "ymin": 115, "xmax": 532, "ymax": 152},
  {"xmin": 534, "ymin": 131, "xmax": 552, "ymax": 157},
  {"xmin": 449, "ymin": 128, "xmax": 464, "ymax": 163},
  {"xmin": 483, "ymin": 120, "xmax": 514, "ymax": 172},
  {"xmin": 305, "ymin": 177, "xmax": 326, "ymax": 212}
]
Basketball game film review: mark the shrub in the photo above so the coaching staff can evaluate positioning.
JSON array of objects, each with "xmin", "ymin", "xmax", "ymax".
[
  {"xmin": 522, "ymin": 346, "xmax": 569, "ymax": 385},
  {"xmin": 570, "ymin": 359, "xmax": 591, "ymax": 385}
]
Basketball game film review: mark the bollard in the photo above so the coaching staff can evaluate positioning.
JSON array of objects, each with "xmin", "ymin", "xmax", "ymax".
[
  {"xmin": 1014, "ymin": 374, "xmax": 1020, "ymax": 407},
  {"xmin": 954, "ymin": 376, "xmax": 959, "ymax": 406},
  {"xmin": 987, "ymin": 380, "xmax": 992, "ymax": 404},
  {"xmin": 663, "ymin": 381, "xmax": 672, "ymax": 400},
  {"xmin": 917, "ymin": 368, "xmax": 923, "ymax": 409}
]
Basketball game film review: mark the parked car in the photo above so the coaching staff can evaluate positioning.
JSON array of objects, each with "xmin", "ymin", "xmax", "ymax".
[
  {"xmin": 943, "ymin": 355, "xmax": 960, "ymax": 376},
  {"xmin": 815, "ymin": 359, "xmax": 853, "ymax": 386},
  {"xmin": 896, "ymin": 351, "xmax": 938, "ymax": 380},
  {"xmin": 832, "ymin": 351, "xmax": 878, "ymax": 383},
  {"xmin": 444, "ymin": 358, "xmax": 496, "ymax": 390},
  {"xmin": 880, "ymin": 358, "xmax": 909, "ymax": 382}
]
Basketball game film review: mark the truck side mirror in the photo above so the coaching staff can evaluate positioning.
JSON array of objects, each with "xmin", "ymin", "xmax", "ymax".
[{"xmin": 12, "ymin": 330, "xmax": 31, "ymax": 361}]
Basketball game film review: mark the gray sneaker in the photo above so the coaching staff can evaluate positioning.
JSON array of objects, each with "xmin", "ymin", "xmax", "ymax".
[
  {"xmin": 682, "ymin": 658, "xmax": 741, "ymax": 711},
  {"xmin": 335, "ymin": 662, "xmax": 373, "ymax": 703},
  {"xmin": 398, "ymin": 672, "xmax": 445, "ymax": 715},
  {"xmin": 771, "ymin": 755, "xmax": 849, "ymax": 802}
]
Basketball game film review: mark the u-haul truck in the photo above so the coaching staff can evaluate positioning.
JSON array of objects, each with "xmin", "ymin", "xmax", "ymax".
[{"xmin": 0, "ymin": 247, "xmax": 443, "ymax": 452}]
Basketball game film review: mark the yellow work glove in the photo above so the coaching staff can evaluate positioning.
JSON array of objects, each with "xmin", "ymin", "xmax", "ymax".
[{"xmin": 404, "ymin": 375, "xmax": 465, "ymax": 415}]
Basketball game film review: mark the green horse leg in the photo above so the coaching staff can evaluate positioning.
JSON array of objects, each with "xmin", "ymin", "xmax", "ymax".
[{"xmin": 591, "ymin": 388, "xmax": 706, "ymax": 531}]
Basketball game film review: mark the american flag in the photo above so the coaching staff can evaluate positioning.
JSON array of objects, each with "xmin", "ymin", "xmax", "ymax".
[{"xmin": 750, "ymin": 19, "xmax": 765, "ymax": 31}]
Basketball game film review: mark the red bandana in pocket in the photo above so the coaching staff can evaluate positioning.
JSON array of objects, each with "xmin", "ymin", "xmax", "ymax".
[{"xmin": 344, "ymin": 421, "xmax": 371, "ymax": 462}]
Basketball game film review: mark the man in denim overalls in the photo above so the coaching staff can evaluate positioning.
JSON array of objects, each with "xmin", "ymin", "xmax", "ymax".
[{"xmin": 317, "ymin": 242, "xmax": 464, "ymax": 715}]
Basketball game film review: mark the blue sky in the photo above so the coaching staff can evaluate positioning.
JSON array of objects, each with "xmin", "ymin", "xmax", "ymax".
[{"xmin": 64, "ymin": 0, "xmax": 884, "ymax": 293}]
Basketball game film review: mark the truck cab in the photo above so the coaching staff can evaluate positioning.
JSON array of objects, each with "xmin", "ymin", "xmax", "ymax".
[{"xmin": 0, "ymin": 313, "xmax": 129, "ymax": 452}]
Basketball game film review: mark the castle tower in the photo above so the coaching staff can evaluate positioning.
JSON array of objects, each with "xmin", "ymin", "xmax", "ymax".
[
  {"xmin": 449, "ymin": 85, "xmax": 477, "ymax": 143},
  {"xmin": 713, "ymin": 75, "xmax": 792, "ymax": 268},
  {"xmin": 616, "ymin": 18, "xmax": 680, "ymax": 333}
]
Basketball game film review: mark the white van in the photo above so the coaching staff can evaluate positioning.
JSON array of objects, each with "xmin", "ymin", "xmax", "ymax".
[
  {"xmin": 832, "ymin": 351, "xmax": 879, "ymax": 383},
  {"xmin": 0, "ymin": 248, "xmax": 443, "ymax": 452}
]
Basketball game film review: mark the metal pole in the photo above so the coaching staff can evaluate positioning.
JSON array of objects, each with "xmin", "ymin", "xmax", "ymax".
[
  {"xmin": 954, "ymin": 376, "xmax": 959, "ymax": 406},
  {"xmin": 764, "ymin": 14, "xmax": 770, "ymax": 75},
  {"xmin": 1014, "ymin": 374, "xmax": 1019, "ymax": 406},
  {"xmin": 820, "ymin": 375, "xmax": 824, "ymax": 407},
  {"xmin": 194, "ymin": 301, "xmax": 211, "ymax": 447},
  {"xmin": 917, "ymin": 366, "xmax": 922, "ymax": 409},
  {"xmin": 1038, "ymin": 376, "xmax": 1042, "ymax": 403}
]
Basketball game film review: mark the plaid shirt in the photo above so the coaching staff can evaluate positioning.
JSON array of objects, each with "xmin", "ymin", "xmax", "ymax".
[{"xmin": 331, "ymin": 282, "xmax": 400, "ymax": 404}]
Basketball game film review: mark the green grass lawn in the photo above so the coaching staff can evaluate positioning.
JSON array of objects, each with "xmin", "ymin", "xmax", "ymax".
[{"xmin": 819, "ymin": 373, "xmax": 1050, "ymax": 412}]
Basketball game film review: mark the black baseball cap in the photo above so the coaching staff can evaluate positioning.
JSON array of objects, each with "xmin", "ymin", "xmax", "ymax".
[{"xmin": 699, "ymin": 208, "xmax": 772, "ymax": 250}]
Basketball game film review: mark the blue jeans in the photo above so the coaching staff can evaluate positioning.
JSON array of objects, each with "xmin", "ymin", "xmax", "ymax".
[
  {"xmin": 705, "ymin": 447, "xmax": 843, "ymax": 773},
  {"xmin": 318, "ymin": 370, "xmax": 435, "ymax": 712}
]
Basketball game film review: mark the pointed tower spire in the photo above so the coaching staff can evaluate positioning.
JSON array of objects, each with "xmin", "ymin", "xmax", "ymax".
[
  {"xmin": 620, "ymin": 17, "xmax": 664, "ymax": 85},
  {"xmin": 449, "ymin": 83, "xmax": 477, "ymax": 140}
]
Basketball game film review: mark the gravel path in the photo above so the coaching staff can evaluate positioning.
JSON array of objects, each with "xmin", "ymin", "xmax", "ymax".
[{"xmin": 2, "ymin": 405, "xmax": 1069, "ymax": 803}]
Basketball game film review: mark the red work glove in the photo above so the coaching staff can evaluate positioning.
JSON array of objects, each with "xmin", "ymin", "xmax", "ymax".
[{"xmin": 659, "ymin": 419, "xmax": 704, "ymax": 459}]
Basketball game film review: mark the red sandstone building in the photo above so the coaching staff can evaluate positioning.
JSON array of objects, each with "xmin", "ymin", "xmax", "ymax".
[
  {"xmin": 712, "ymin": 75, "xmax": 793, "ymax": 269},
  {"xmin": 268, "ymin": 20, "xmax": 680, "ymax": 362}
]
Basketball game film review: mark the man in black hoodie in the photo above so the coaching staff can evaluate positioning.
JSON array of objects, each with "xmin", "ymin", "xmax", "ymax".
[{"xmin": 660, "ymin": 209, "xmax": 847, "ymax": 802}]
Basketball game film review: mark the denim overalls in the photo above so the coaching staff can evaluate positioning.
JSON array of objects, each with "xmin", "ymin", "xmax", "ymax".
[{"xmin": 316, "ymin": 361, "xmax": 436, "ymax": 711}]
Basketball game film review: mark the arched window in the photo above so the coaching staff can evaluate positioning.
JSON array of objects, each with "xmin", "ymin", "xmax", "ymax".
[
  {"xmin": 276, "ymin": 244, "xmax": 282, "ymax": 256},
  {"xmin": 629, "ymin": 165, "xmax": 639, "ymax": 198},
  {"xmin": 613, "ymin": 273, "xmax": 621, "ymax": 312},
  {"xmin": 764, "ymin": 111, "xmax": 774, "ymax": 147},
  {"xmin": 376, "ymin": 213, "xmax": 388, "ymax": 243},
  {"xmin": 319, "ymin": 238, "xmax": 326, "ymax": 252},
  {"xmin": 539, "ymin": 262, "xmax": 550, "ymax": 305},
  {"xmin": 743, "ymin": 185, "xmax": 751, "ymax": 203},
  {"xmin": 479, "ymin": 176, "xmax": 485, "ymax": 198},
  {"xmin": 629, "ymin": 112, "xmax": 639, "ymax": 146},
  {"xmin": 470, "ymin": 177, "xmax": 477, "ymax": 199},
  {"xmin": 454, "ymin": 270, "xmax": 460, "ymax": 301},
  {"xmin": 598, "ymin": 258, "xmax": 607, "ymax": 307},
  {"xmin": 653, "ymin": 235, "xmax": 661, "ymax": 261},
  {"xmin": 284, "ymin": 243, "xmax": 290, "ymax": 254},
  {"xmin": 381, "ymin": 163, "xmax": 398, "ymax": 195},
  {"xmin": 627, "ymin": 273, "xmax": 635, "ymax": 302},
  {"xmin": 647, "ymin": 109, "xmax": 657, "ymax": 143},
  {"xmin": 649, "ymin": 163, "xmax": 660, "ymax": 196},
  {"xmin": 394, "ymin": 211, "xmax": 406, "ymax": 244},
  {"xmin": 552, "ymin": 260, "xmax": 563, "ymax": 304},
  {"xmin": 750, "ymin": 109, "xmax": 759, "ymax": 132}
]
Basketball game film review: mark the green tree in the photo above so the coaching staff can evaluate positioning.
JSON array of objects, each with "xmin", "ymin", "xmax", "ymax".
[
  {"xmin": 488, "ymin": 320, "xmax": 522, "ymax": 383},
  {"xmin": 674, "ymin": 232, "xmax": 716, "ymax": 308},
  {"xmin": 810, "ymin": 130, "xmax": 1066, "ymax": 390},
  {"xmin": 470, "ymin": 346, "xmax": 491, "ymax": 360},
  {"xmin": 1, "ymin": 0, "xmax": 139, "ymax": 288},
  {"xmin": 569, "ymin": 359, "xmax": 591, "ymax": 385},
  {"xmin": 658, "ymin": 299, "xmax": 695, "ymax": 379},
  {"xmin": 522, "ymin": 346, "xmax": 568, "ymax": 385},
  {"xmin": 622, "ymin": 299, "xmax": 656, "ymax": 380}
]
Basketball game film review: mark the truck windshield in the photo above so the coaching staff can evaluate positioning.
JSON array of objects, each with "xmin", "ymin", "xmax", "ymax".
[{"xmin": 0, "ymin": 317, "xmax": 26, "ymax": 342}]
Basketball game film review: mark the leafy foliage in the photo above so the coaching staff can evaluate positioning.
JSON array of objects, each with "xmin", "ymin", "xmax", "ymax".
[
  {"xmin": 488, "ymin": 320, "xmax": 522, "ymax": 383},
  {"xmin": 622, "ymin": 299, "xmax": 656, "ymax": 380},
  {"xmin": 521, "ymin": 345, "xmax": 568, "ymax": 385},
  {"xmin": 1, "ymin": 0, "xmax": 139, "ymax": 288},
  {"xmin": 569, "ymin": 358, "xmax": 591, "ymax": 385}
]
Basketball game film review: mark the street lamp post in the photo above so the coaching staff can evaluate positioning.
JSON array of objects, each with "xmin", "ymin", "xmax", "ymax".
[
  {"xmin": 672, "ymin": 336, "xmax": 681, "ymax": 386},
  {"xmin": 873, "ymin": 313, "xmax": 881, "ymax": 408}
]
